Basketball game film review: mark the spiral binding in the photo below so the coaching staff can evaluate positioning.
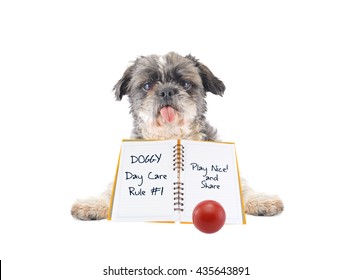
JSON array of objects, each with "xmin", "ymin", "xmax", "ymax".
[{"xmin": 173, "ymin": 143, "xmax": 185, "ymax": 211}]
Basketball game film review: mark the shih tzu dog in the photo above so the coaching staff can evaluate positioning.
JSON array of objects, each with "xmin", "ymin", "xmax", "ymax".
[{"xmin": 71, "ymin": 52, "xmax": 283, "ymax": 220}]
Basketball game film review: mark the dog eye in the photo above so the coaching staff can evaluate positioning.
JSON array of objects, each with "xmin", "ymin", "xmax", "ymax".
[
  {"xmin": 142, "ymin": 82, "xmax": 154, "ymax": 91},
  {"xmin": 181, "ymin": 81, "xmax": 191, "ymax": 90}
]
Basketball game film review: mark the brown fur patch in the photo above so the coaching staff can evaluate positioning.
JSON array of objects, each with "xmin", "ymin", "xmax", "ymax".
[
  {"xmin": 71, "ymin": 199, "xmax": 109, "ymax": 220},
  {"xmin": 245, "ymin": 194, "xmax": 284, "ymax": 216}
]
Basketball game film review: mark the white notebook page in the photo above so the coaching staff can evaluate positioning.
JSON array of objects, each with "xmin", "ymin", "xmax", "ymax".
[
  {"xmin": 110, "ymin": 140, "xmax": 177, "ymax": 222},
  {"xmin": 180, "ymin": 140, "xmax": 244, "ymax": 224}
]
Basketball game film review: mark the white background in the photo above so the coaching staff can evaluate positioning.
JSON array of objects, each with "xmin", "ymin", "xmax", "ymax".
[{"xmin": 1, "ymin": 0, "xmax": 351, "ymax": 279}]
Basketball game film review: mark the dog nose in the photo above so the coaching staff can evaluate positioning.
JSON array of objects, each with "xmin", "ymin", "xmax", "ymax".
[{"xmin": 159, "ymin": 88, "xmax": 177, "ymax": 98}]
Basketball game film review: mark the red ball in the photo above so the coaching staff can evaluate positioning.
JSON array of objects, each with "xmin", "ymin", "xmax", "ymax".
[{"xmin": 192, "ymin": 200, "xmax": 226, "ymax": 234}]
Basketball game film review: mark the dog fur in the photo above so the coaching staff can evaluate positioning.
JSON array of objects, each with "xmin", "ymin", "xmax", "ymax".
[{"xmin": 71, "ymin": 52, "xmax": 283, "ymax": 220}]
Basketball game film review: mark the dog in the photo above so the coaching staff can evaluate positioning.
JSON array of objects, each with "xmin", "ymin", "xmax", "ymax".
[{"xmin": 71, "ymin": 52, "xmax": 284, "ymax": 220}]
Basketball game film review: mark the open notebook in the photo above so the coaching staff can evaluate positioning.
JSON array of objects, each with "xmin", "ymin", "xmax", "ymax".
[{"xmin": 108, "ymin": 139, "xmax": 246, "ymax": 224}]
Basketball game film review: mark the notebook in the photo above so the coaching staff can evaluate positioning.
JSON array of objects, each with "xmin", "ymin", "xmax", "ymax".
[{"xmin": 108, "ymin": 139, "xmax": 246, "ymax": 224}]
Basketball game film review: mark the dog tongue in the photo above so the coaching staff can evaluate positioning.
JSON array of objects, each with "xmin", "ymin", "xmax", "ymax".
[{"xmin": 160, "ymin": 106, "xmax": 176, "ymax": 123}]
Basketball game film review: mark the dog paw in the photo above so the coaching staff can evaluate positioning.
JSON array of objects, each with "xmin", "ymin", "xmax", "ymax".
[
  {"xmin": 71, "ymin": 199, "xmax": 109, "ymax": 220},
  {"xmin": 245, "ymin": 193, "xmax": 284, "ymax": 216}
]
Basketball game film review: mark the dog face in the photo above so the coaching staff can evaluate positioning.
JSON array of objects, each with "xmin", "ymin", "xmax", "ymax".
[{"xmin": 113, "ymin": 52, "xmax": 225, "ymax": 140}]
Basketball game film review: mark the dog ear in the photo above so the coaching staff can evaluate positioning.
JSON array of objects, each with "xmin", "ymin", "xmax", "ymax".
[
  {"xmin": 113, "ymin": 63, "xmax": 136, "ymax": 101},
  {"xmin": 185, "ymin": 54, "xmax": 225, "ymax": 96}
]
